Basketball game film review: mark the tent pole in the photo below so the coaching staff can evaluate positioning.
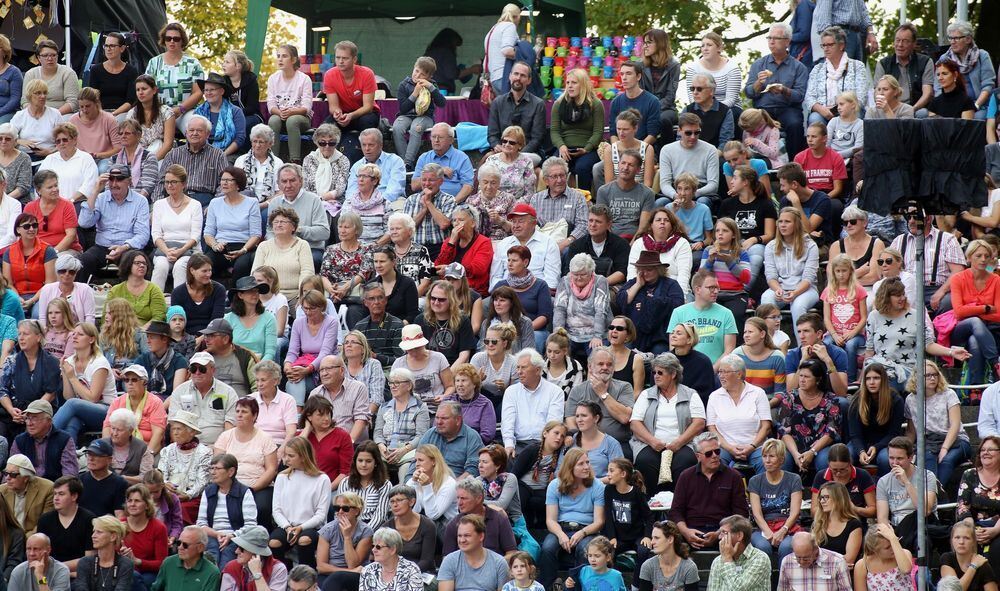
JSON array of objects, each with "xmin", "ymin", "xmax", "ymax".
[
  {"xmin": 957, "ymin": 0, "xmax": 968, "ymax": 21},
  {"xmin": 937, "ymin": 0, "xmax": 949, "ymax": 44},
  {"xmin": 900, "ymin": 0, "xmax": 907, "ymax": 23},
  {"xmin": 63, "ymin": 0, "xmax": 70, "ymax": 67},
  {"xmin": 915, "ymin": 216, "xmax": 927, "ymax": 591}
]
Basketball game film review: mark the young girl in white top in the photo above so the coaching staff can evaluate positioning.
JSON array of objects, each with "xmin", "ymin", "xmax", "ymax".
[
  {"xmin": 54, "ymin": 322, "xmax": 116, "ymax": 438},
  {"xmin": 827, "ymin": 91, "xmax": 864, "ymax": 161},
  {"xmin": 271, "ymin": 436, "xmax": 332, "ymax": 570}
]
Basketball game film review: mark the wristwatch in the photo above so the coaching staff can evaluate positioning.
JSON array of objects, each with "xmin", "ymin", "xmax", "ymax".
[
  {"xmin": 37, "ymin": 577, "xmax": 48, "ymax": 586},
  {"xmin": 599, "ymin": 393, "xmax": 609, "ymax": 401},
  {"xmin": 251, "ymin": 572, "xmax": 264, "ymax": 580}
]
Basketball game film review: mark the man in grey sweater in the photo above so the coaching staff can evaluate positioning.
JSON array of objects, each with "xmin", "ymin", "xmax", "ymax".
[
  {"xmin": 267, "ymin": 163, "xmax": 332, "ymax": 270},
  {"xmin": 9, "ymin": 533, "xmax": 70, "ymax": 591},
  {"xmin": 658, "ymin": 112, "xmax": 721, "ymax": 209}
]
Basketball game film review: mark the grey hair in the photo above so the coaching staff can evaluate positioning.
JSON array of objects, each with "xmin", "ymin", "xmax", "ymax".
[
  {"xmin": 431, "ymin": 122, "xmax": 454, "ymax": 138},
  {"xmin": 694, "ymin": 431, "xmax": 720, "ymax": 450},
  {"xmin": 338, "ymin": 211, "xmax": 364, "ymax": 237},
  {"xmin": 477, "ymin": 163, "xmax": 502, "ymax": 180},
  {"xmin": 359, "ymin": 128, "xmax": 383, "ymax": 142},
  {"xmin": 516, "ymin": 347, "xmax": 546, "ymax": 368},
  {"xmin": 651, "ymin": 352, "xmax": 684, "ymax": 380},
  {"xmin": 388, "ymin": 484, "xmax": 417, "ymax": 501},
  {"xmin": 186, "ymin": 114, "xmax": 212, "ymax": 134},
  {"xmin": 372, "ymin": 527, "xmax": 404, "ymax": 551},
  {"xmin": 420, "ymin": 163, "xmax": 446, "ymax": 179},
  {"xmin": 841, "ymin": 204, "xmax": 869, "ymax": 222},
  {"xmin": 770, "ymin": 23, "xmax": 793, "ymax": 38},
  {"xmin": 253, "ymin": 359, "xmax": 282, "ymax": 381},
  {"xmin": 0, "ymin": 123, "xmax": 17, "ymax": 139},
  {"xmin": 938, "ymin": 577, "xmax": 964, "ymax": 591},
  {"xmin": 946, "ymin": 20, "xmax": 974, "ymax": 38},
  {"xmin": 388, "ymin": 211, "xmax": 416, "ymax": 233},
  {"xmin": 183, "ymin": 524, "xmax": 208, "ymax": 546},
  {"xmin": 438, "ymin": 400, "xmax": 463, "ymax": 417},
  {"xmin": 55, "ymin": 253, "xmax": 83, "ymax": 272},
  {"xmin": 821, "ymin": 26, "xmax": 847, "ymax": 46},
  {"xmin": 248, "ymin": 124, "xmax": 275, "ymax": 144},
  {"xmin": 288, "ymin": 565, "xmax": 319, "ymax": 586},
  {"xmin": 456, "ymin": 477, "xmax": 485, "ymax": 498},
  {"xmin": 109, "ymin": 408, "xmax": 139, "ymax": 431},
  {"xmin": 717, "ymin": 354, "xmax": 746, "ymax": 374},
  {"xmin": 692, "ymin": 73, "xmax": 717, "ymax": 90},
  {"xmin": 453, "ymin": 204, "xmax": 480, "ymax": 229},
  {"xmin": 277, "ymin": 163, "xmax": 304, "ymax": 181},
  {"xmin": 588, "ymin": 346, "xmax": 614, "ymax": 367},
  {"xmin": 388, "ymin": 367, "xmax": 415, "ymax": 386},
  {"xmin": 313, "ymin": 122, "xmax": 342, "ymax": 144},
  {"xmin": 568, "ymin": 253, "xmax": 596, "ymax": 274},
  {"xmin": 542, "ymin": 156, "xmax": 570, "ymax": 178}
]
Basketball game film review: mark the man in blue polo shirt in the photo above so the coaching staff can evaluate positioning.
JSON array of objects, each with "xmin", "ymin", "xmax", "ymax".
[
  {"xmin": 411, "ymin": 123, "xmax": 474, "ymax": 203},
  {"xmin": 77, "ymin": 164, "xmax": 151, "ymax": 282},
  {"xmin": 744, "ymin": 23, "xmax": 809, "ymax": 157},
  {"xmin": 784, "ymin": 313, "xmax": 848, "ymax": 398},
  {"xmin": 407, "ymin": 400, "xmax": 481, "ymax": 480}
]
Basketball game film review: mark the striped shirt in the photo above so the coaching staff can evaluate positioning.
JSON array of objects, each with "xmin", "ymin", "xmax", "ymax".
[
  {"xmin": 733, "ymin": 346, "xmax": 787, "ymax": 398},
  {"xmin": 685, "ymin": 60, "xmax": 744, "ymax": 107},
  {"xmin": 527, "ymin": 188, "xmax": 590, "ymax": 241},
  {"xmin": 153, "ymin": 143, "xmax": 228, "ymax": 198},
  {"xmin": 701, "ymin": 249, "xmax": 751, "ymax": 292},
  {"xmin": 813, "ymin": 0, "xmax": 873, "ymax": 33},
  {"xmin": 337, "ymin": 478, "xmax": 393, "ymax": 529}
]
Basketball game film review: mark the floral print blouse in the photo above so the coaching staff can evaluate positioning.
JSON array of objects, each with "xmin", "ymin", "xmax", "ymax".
[
  {"xmin": 777, "ymin": 390, "xmax": 842, "ymax": 448},
  {"xmin": 126, "ymin": 104, "xmax": 175, "ymax": 150},
  {"xmin": 466, "ymin": 190, "xmax": 518, "ymax": 241},
  {"xmin": 320, "ymin": 242, "xmax": 374, "ymax": 287},
  {"xmin": 957, "ymin": 468, "xmax": 1000, "ymax": 523},
  {"xmin": 482, "ymin": 153, "xmax": 537, "ymax": 201}
]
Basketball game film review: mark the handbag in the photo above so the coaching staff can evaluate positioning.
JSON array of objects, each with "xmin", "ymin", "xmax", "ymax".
[{"xmin": 481, "ymin": 26, "xmax": 496, "ymax": 107}]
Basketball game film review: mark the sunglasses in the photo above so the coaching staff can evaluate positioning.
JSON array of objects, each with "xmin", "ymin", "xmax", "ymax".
[
  {"xmin": 54, "ymin": 137, "xmax": 71, "ymax": 144},
  {"xmin": 699, "ymin": 448, "xmax": 722, "ymax": 457},
  {"xmin": 3, "ymin": 471, "xmax": 20, "ymax": 478},
  {"xmin": 19, "ymin": 223, "xmax": 38, "ymax": 230},
  {"xmin": 609, "ymin": 325, "xmax": 628, "ymax": 332},
  {"xmin": 316, "ymin": 141, "xmax": 336, "ymax": 147},
  {"xmin": 483, "ymin": 338, "xmax": 501, "ymax": 345},
  {"xmin": 653, "ymin": 369, "xmax": 669, "ymax": 376},
  {"xmin": 429, "ymin": 296, "xmax": 448, "ymax": 303},
  {"xmin": 844, "ymin": 219, "xmax": 861, "ymax": 226},
  {"xmin": 57, "ymin": 268, "xmax": 76, "ymax": 274},
  {"xmin": 164, "ymin": 36, "xmax": 183, "ymax": 43},
  {"xmin": 373, "ymin": 544, "xmax": 389, "ymax": 550},
  {"xmin": 500, "ymin": 139, "xmax": 519, "ymax": 146},
  {"xmin": 122, "ymin": 377, "xmax": 143, "ymax": 383},
  {"xmin": 179, "ymin": 541, "xmax": 197, "ymax": 549},
  {"xmin": 683, "ymin": 130, "xmax": 701, "ymax": 137},
  {"xmin": 690, "ymin": 86, "xmax": 706, "ymax": 92},
  {"xmin": 876, "ymin": 258, "xmax": 895, "ymax": 266},
  {"xmin": 905, "ymin": 213, "xmax": 921, "ymax": 221},
  {"xmin": 331, "ymin": 505, "xmax": 355, "ymax": 513},
  {"xmin": 190, "ymin": 365, "xmax": 209, "ymax": 374}
]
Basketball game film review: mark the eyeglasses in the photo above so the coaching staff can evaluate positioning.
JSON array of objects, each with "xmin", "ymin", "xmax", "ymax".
[
  {"xmin": 820, "ymin": 42, "xmax": 837, "ymax": 48},
  {"xmin": 608, "ymin": 325, "xmax": 628, "ymax": 332},
  {"xmin": 19, "ymin": 223, "xmax": 38, "ymax": 230},
  {"xmin": 38, "ymin": 53, "xmax": 58, "ymax": 59},
  {"xmin": 357, "ymin": 174, "xmax": 377, "ymax": 180},
  {"xmin": 948, "ymin": 35, "xmax": 969, "ymax": 41},
  {"xmin": 316, "ymin": 141, "xmax": 336, "ymax": 147},
  {"xmin": 682, "ymin": 130, "xmax": 701, "ymax": 137},
  {"xmin": 331, "ymin": 505, "xmax": 354, "ymax": 513},
  {"xmin": 103, "ymin": 44, "xmax": 122, "ymax": 49},
  {"xmin": 388, "ymin": 381, "xmax": 409, "ymax": 387},
  {"xmin": 133, "ymin": 260, "xmax": 147, "ymax": 267},
  {"xmin": 54, "ymin": 137, "xmax": 71, "ymax": 144},
  {"xmin": 365, "ymin": 295, "xmax": 386, "ymax": 302},
  {"xmin": 924, "ymin": 373, "xmax": 938, "ymax": 379},
  {"xmin": 483, "ymin": 338, "xmax": 501, "ymax": 345},
  {"xmin": 429, "ymin": 296, "xmax": 448, "ymax": 303},
  {"xmin": 190, "ymin": 364, "xmax": 209, "ymax": 374},
  {"xmin": 717, "ymin": 369, "xmax": 738, "ymax": 375},
  {"xmin": 220, "ymin": 177, "xmax": 236, "ymax": 183},
  {"xmin": 500, "ymin": 139, "xmax": 519, "ymax": 146},
  {"xmin": 844, "ymin": 219, "xmax": 861, "ymax": 226},
  {"xmin": 164, "ymin": 36, "xmax": 183, "ymax": 43},
  {"xmin": 699, "ymin": 449, "xmax": 721, "ymax": 457},
  {"xmin": 57, "ymin": 269, "xmax": 76, "ymax": 274},
  {"xmin": 818, "ymin": 494, "xmax": 831, "ymax": 501},
  {"xmin": 690, "ymin": 86, "xmax": 706, "ymax": 92},
  {"xmin": 766, "ymin": 315, "xmax": 781, "ymax": 320},
  {"xmin": 981, "ymin": 448, "xmax": 1000, "ymax": 454},
  {"xmin": 164, "ymin": 180, "xmax": 183, "ymax": 185},
  {"xmin": 876, "ymin": 258, "xmax": 895, "ymax": 266}
]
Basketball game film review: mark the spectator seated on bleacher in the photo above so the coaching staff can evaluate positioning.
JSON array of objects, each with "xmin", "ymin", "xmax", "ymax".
[
  {"xmin": 527, "ymin": 157, "xmax": 590, "ymax": 254},
  {"xmin": 778, "ymin": 531, "xmax": 853, "ymax": 591},
  {"xmin": 778, "ymin": 358, "xmax": 843, "ymax": 474},
  {"xmin": 747, "ymin": 438, "xmax": 801, "ymax": 566},
  {"xmin": 706, "ymin": 354, "xmax": 771, "ymax": 475},
  {"xmin": 480, "ymin": 126, "xmax": 536, "ymax": 203},
  {"xmin": 410, "ymin": 123, "xmax": 473, "ymax": 205},
  {"xmin": 903, "ymin": 360, "xmax": 971, "ymax": 488},
  {"xmin": 0, "ymin": 453, "xmax": 53, "ymax": 535},
  {"xmin": 36, "ymin": 123, "xmax": 98, "ymax": 205},
  {"xmin": 872, "ymin": 23, "xmax": 932, "ymax": 118},
  {"xmin": 302, "ymin": 123, "xmax": 351, "ymax": 214},
  {"xmin": 553, "ymin": 254, "xmax": 613, "ymax": 365},
  {"xmin": 403, "ymin": 163, "xmax": 458, "ymax": 262},
  {"xmin": 36, "ymin": 475, "xmax": 94, "ymax": 575},
  {"xmin": 813, "ymin": 481, "xmax": 863, "ymax": 568},
  {"xmin": 193, "ymin": 73, "xmax": 246, "ymax": 161},
  {"xmin": 617, "ymin": 252, "xmax": 683, "ymax": 355},
  {"xmin": 875, "ymin": 436, "xmax": 938, "ymax": 551},
  {"xmin": 438, "ymin": 514, "xmax": 511, "ymax": 591},
  {"xmin": 79, "ymin": 439, "xmax": 128, "ymax": 519},
  {"xmin": 268, "ymin": 163, "xmax": 332, "ymax": 269},
  {"xmin": 737, "ymin": 109, "xmax": 786, "ymax": 168},
  {"xmin": 706, "ymin": 515, "xmax": 771, "ymax": 591},
  {"xmin": 888, "ymin": 206, "xmax": 966, "ymax": 314},
  {"xmin": 347, "ymin": 129, "xmax": 408, "ymax": 204},
  {"xmin": 487, "ymin": 61, "xmax": 546, "ymax": 168},
  {"xmin": 10, "ymin": 400, "xmax": 78, "ymax": 481},
  {"xmin": 955, "ymin": 436, "xmax": 1000, "ymax": 573},
  {"xmin": 549, "ymin": 70, "xmax": 604, "ymax": 194},
  {"xmin": 803, "ymin": 26, "xmax": 872, "ymax": 128},
  {"xmin": 637, "ymin": 29, "xmax": 681, "ymax": 147},
  {"xmin": 12, "ymin": 79, "xmax": 62, "ymax": 161},
  {"xmin": 793, "ymin": 124, "xmax": 847, "ymax": 236},
  {"xmin": 826, "ymin": 91, "xmax": 864, "ymax": 163},
  {"xmin": 265, "ymin": 44, "xmax": 313, "ymax": 166},
  {"xmin": 811, "ymin": 443, "xmax": 877, "ymax": 521},
  {"xmin": 628, "ymin": 207, "xmax": 694, "ymax": 301},
  {"xmin": 719, "ymin": 161, "xmax": 776, "ymax": 286},
  {"xmin": 235, "ymin": 124, "xmax": 283, "ymax": 205},
  {"xmin": 322, "ymin": 40, "xmax": 380, "ymax": 164},
  {"xmin": 865, "ymin": 248, "xmax": 915, "ymax": 312},
  {"xmin": 154, "ymin": 114, "xmax": 228, "ymax": 210},
  {"xmin": 776, "ymin": 162, "xmax": 834, "ymax": 249},
  {"xmin": 612, "ymin": 61, "xmax": 662, "ymax": 149},
  {"xmin": 669, "ymin": 269, "xmax": 738, "ymax": 369},
  {"xmin": 820, "ymin": 254, "xmax": 867, "ymax": 382},
  {"xmin": 827, "ymin": 205, "xmax": 885, "ymax": 288},
  {"xmin": 847, "ymin": 363, "xmax": 905, "ymax": 476},
  {"xmin": 595, "ymin": 151, "xmax": 656, "ymax": 241},
  {"xmin": 441, "ymin": 477, "xmax": 516, "ymax": 557},
  {"xmin": 683, "ymin": 74, "xmax": 735, "ymax": 149},
  {"xmin": 949, "ymin": 239, "xmax": 1000, "ymax": 384},
  {"xmin": 8, "ymin": 533, "xmax": 70, "ymax": 591},
  {"xmin": 658, "ymin": 113, "xmax": 721, "ymax": 211},
  {"xmin": 594, "ymin": 108, "xmax": 657, "ymax": 190}
]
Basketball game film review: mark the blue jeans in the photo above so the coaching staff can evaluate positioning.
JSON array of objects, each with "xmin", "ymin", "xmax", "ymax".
[
  {"xmin": 952, "ymin": 317, "xmax": 999, "ymax": 384},
  {"xmin": 206, "ymin": 535, "xmax": 238, "ymax": 571},
  {"xmin": 539, "ymin": 531, "xmax": 597, "ymax": 587},
  {"xmin": 848, "ymin": 442, "xmax": 891, "ymax": 477},
  {"xmin": 720, "ymin": 447, "xmax": 765, "ymax": 475},
  {"xmin": 824, "ymin": 334, "xmax": 865, "ymax": 382},
  {"xmin": 52, "ymin": 398, "xmax": 110, "ymax": 439},
  {"xmin": 392, "ymin": 115, "xmax": 434, "ymax": 167},
  {"xmin": 761, "ymin": 288, "xmax": 820, "ymax": 344},
  {"xmin": 751, "ymin": 530, "xmax": 794, "ymax": 566},
  {"xmin": 808, "ymin": 111, "xmax": 830, "ymax": 127},
  {"xmin": 924, "ymin": 438, "xmax": 972, "ymax": 488},
  {"xmin": 534, "ymin": 329, "xmax": 550, "ymax": 353},
  {"xmin": 783, "ymin": 445, "xmax": 832, "ymax": 473}
]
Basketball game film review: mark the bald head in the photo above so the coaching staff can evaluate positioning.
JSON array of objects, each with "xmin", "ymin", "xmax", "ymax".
[{"xmin": 791, "ymin": 532, "xmax": 819, "ymax": 567}]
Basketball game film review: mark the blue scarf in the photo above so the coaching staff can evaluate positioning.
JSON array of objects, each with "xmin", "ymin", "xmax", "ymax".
[{"xmin": 195, "ymin": 99, "xmax": 237, "ymax": 150}]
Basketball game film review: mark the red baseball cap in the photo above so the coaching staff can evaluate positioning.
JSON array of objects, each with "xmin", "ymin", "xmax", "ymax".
[{"xmin": 507, "ymin": 203, "xmax": 537, "ymax": 218}]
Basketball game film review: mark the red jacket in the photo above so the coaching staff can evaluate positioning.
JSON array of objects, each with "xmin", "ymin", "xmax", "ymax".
[
  {"xmin": 6, "ymin": 239, "xmax": 53, "ymax": 295},
  {"xmin": 952, "ymin": 269, "xmax": 1000, "ymax": 323},
  {"xmin": 435, "ymin": 232, "xmax": 495, "ymax": 295}
]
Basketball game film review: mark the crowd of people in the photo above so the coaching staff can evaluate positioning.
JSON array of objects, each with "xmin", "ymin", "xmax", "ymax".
[{"xmin": 0, "ymin": 1, "xmax": 996, "ymax": 591}]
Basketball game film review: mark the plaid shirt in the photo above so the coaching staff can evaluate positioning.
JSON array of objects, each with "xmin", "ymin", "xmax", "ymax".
[
  {"xmin": 778, "ymin": 548, "xmax": 852, "ymax": 591},
  {"xmin": 403, "ymin": 190, "xmax": 457, "ymax": 248},
  {"xmin": 707, "ymin": 544, "xmax": 772, "ymax": 591},
  {"xmin": 813, "ymin": 0, "xmax": 873, "ymax": 33},
  {"xmin": 374, "ymin": 393, "xmax": 430, "ymax": 449},
  {"xmin": 153, "ymin": 143, "xmax": 228, "ymax": 198},
  {"xmin": 527, "ymin": 188, "xmax": 590, "ymax": 241},
  {"xmin": 355, "ymin": 313, "xmax": 405, "ymax": 368}
]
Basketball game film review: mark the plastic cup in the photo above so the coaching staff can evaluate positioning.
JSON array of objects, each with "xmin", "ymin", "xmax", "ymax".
[
  {"xmin": 603, "ymin": 66, "xmax": 614, "ymax": 78},
  {"xmin": 553, "ymin": 77, "xmax": 563, "ymax": 89},
  {"xmin": 589, "ymin": 66, "xmax": 600, "ymax": 77},
  {"xmin": 553, "ymin": 66, "xmax": 564, "ymax": 77},
  {"xmin": 544, "ymin": 46, "xmax": 555, "ymax": 57},
  {"xmin": 571, "ymin": 37, "xmax": 582, "ymax": 47}
]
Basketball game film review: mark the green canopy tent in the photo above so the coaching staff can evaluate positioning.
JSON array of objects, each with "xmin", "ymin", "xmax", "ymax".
[{"xmin": 244, "ymin": 0, "xmax": 585, "ymax": 79}]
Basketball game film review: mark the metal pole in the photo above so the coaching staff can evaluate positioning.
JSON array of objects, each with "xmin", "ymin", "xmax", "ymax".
[
  {"xmin": 914, "ymin": 217, "xmax": 928, "ymax": 591},
  {"xmin": 957, "ymin": 0, "xmax": 969, "ymax": 22},
  {"xmin": 63, "ymin": 0, "xmax": 70, "ymax": 68},
  {"xmin": 937, "ymin": 0, "xmax": 949, "ymax": 45},
  {"xmin": 900, "ymin": 0, "xmax": 907, "ymax": 24}
]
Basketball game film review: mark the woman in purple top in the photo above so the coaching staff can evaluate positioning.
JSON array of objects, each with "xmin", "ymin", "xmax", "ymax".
[
  {"xmin": 283, "ymin": 289, "xmax": 338, "ymax": 406},
  {"xmin": 444, "ymin": 363, "xmax": 496, "ymax": 444},
  {"xmin": 144, "ymin": 469, "xmax": 183, "ymax": 545}
]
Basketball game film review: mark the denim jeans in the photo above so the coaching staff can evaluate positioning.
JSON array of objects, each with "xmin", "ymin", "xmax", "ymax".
[
  {"xmin": 206, "ymin": 535, "xmax": 238, "ymax": 571},
  {"xmin": 52, "ymin": 398, "xmax": 111, "ymax": 439},
  {"xmin": 807, "ymin": 111, "xmax": 830, "ymax": 127},
  {"xmin": 924, "ymin": 438, "xmax": 972, "ymax": 488},
  {"xmin": 534, "ymin": 329, "xmax": 550, "ymax": 354},
  {"xmin": 824, "ymin": 334, "xmax": 865, "ymax": 382},
  {"xmin": 761, "ymin": 287, "xmax": 820, "ymax": 344},
  {"xmin": 952, "ymin": 317, "xmax": 999, "ymax": 384},
  {"xmin": 539, "ymin": 531, "xmax": 597, "ymax": 587},
  {"xmin": 392, "ymin": 115, "xmax": 434, "ymax": 167},
  {"xmin": 750, "ymin": 530, "xmax": 795, "ymax": 567},
  {"xmin": 720, "ymin": 447, "xmax": 765, "ymax": 475},
  {"xmin": 848, "ymin": 441, "xmax": 891, "ymax": 477}
]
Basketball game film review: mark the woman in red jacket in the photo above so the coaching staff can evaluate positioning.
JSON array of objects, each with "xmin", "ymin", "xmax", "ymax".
[
  {"xmin": 1, "ymin": 213, "xmax": 56, "ymax": 316},
  {"xmin": 950, "ymin": 239, "xmax": 1000, "ymax": 383},
  {"xmin": 120, "ymin": 483, "xmax": 169, "ymax": 589},
  {"xmin": 435, "ymin": 205, "xmax": 494, "ymax": 295}
]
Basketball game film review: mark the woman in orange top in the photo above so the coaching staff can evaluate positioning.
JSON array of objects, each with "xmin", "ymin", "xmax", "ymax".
[
  {"xmin": 951, "ymin": 239, "xmax": 1000, "ymax": 383},
  {"xmin": 1, "ymin": 213, "xmax": 56, "ymax": 317}
]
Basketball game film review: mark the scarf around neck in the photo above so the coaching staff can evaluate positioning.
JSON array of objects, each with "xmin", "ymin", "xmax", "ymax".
[
  {"xmin": 311, "ymin": 150, "xmax": 341, "ymax": 195},
  {"xmin": 242, "ymin": 151, "xmax": 278, "ymax": 202},
  {"xmin": 345, "ymin": 189, "xmax": 385, "ymax": 212},
  {"xmin": 825, "ymin": 55, "xmax": 849, "ymax": 106},
  {"xmin": 195, "ymin": 100, "xmax": 237, "ymax": 150},
  {"xmin": 124, "ymin": 391, "xmax": 148, "ymax": 438},
  {"xmin": 943, "ymin": 43, "xmax": 981, "ymax": 75},
  {"xmin": 506, "ymin": 270, "xmax": 535, "ymax": 290},
  {"xmin": 643, "ymin": 232, "xmax": 683, "ymax": 253},
  {"xmin": 570, "ymin": 273, "xmax": 596, "ymax": 300}
]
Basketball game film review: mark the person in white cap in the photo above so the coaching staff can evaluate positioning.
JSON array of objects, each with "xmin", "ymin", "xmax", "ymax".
[
  {"xmin": 100, "ymin": 364, "xmax": 166, "ymax": 456},
  {"xmin": 165, "ymin": 351, "xmax": 238, "ymax": 446},
  {"xmin": 0, "ymin": 453, "xmax": 54, "ymax": 535}
]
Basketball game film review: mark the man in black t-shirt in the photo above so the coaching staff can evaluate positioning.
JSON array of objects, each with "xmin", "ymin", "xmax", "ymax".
[
  {"xmin": 79, "ymin": 439, "xmax": 128, "ymax": 519},
  {"xmin": 36, "ymin": 475, "xmax": 95, "ymax": 575}
]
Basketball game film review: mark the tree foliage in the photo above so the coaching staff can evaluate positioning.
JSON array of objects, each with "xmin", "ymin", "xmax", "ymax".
[{"xmin": 166, "ymin": 0, "xmax": 298, "ymax": 78}]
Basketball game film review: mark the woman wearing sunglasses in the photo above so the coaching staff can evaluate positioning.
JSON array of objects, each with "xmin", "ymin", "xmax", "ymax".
[
  {"xmin": 304, "ymin": 123, "xmax": 350, "ymax": 211},
  {"xmin": 865, "ymin": 248, "xmax": 916, "ymax": 312},
  {"xmin": 317, "ymin": 492, "xmax": 374, "ymax": 591},
  {"xmin": 144, "ymin": 22, "xmax": 204, "ymax": 134},
  {"xmin": 827, "ymin": 205, "xmax": 885, "ymax": 287},
  {"xmin": 2, "ymin": 212, "xmax": 56, "ymax": 316}
]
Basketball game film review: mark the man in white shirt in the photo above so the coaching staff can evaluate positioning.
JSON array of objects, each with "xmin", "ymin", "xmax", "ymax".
[
  {"xmin": 489, "ymin": 203, "xmax": 561, "ymax": 291},
  {"xmin": 500, "ymin": 348, "xmax": 563, "ymax": 456}
]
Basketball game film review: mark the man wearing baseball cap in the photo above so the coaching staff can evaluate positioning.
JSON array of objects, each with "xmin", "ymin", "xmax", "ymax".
[
  {"xmin": 488, "ymin": 202, "xmax": 561, "ymax": 292},
  {"xmin": 10, "ymin": 400, "xmax": 79, "ymax": 480},
  {"xmin": 165, "ymin": 351, "xmax": 238, "ymax": 445},
  {"xmin": 77, "ymin": 162, "xmax": 151, "ymax": 282},
  {"xmin": 199, "ymin": 318, "xmax": 257, "ymax": 398},
  {"xmin": 79, "ymin": 438, "xmax": 128, "ymax": 518},
  {"xmin": 0, "ymin": 454, "xmax": 53, "ymax": 535}
]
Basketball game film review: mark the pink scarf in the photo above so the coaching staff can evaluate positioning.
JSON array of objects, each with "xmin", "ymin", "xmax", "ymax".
[
  {"xmin": 570, "ymin": 273, "xmax": 596, "ymax": 300},
  {"xmin": 116, "ymin": 146, "xmax": 147, "ymax": 189}
]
